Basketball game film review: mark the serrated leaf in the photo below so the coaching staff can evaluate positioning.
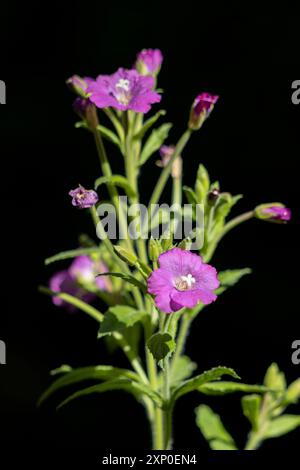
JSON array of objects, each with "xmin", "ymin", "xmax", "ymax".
[
  {"xmin": 96, "ymin": 272, "xmax": 147, "ymax": 292},
  {"xmin": 147, "ymin": 332, "xmax": 176, "ymax": 366},
  {"xmin": 198, "ymin": 381, "xmax": 269, "ymax": 395},
  {"xmin": 195, "ymin": 405, "xmax": 237, "ymax": 450},
  {"xmin": 97, "ymin": 125, "xmax": 120, "ymax": 147},
  {"xmin": 170, "ymin": 356, "xmax": 197, "ymax": 387},
  {"xmin": 98, "ymin": 306, "xmax": 147, "ymax": 338},
  {"xmin": 264, "ymin": 415, "xmax": 300, "ymax": 439},
  {"xmin": 242, "ymin": 394, "xmax": 262, "ymax": 431},
  {"xmin": 45, "ymin": 247, "xmax": 99, "ymax": 265},
  {"xmin": 38, "ymin": 365, "xmax": 139, "ymax": 406},
  {"xmin": 94, "ymin": 175, "xmax": 136, "ymax": 199},
  {"xmin": 133, "ymin": 110, "xmax": 166, "ymax": 140},
  {"xmin": 139, "ymin": 123, "xmax": 172, "ymax": 166},
  {"xmin": 171, "ymin": 367, "xmax": 240, "ymax": 404}
]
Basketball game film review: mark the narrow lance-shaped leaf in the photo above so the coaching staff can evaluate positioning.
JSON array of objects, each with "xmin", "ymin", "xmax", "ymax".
[
  {"xmin": 56, "ymin": 378, "xmax": 163, "ymax": 410},
  {"xmin": 45, "ymin": 247, "xmax": 99, "ymax": 266},
  {"xmin": 198, "ymin": 381, "xmax": 270, "ymax": 396},
  {"xmin": 139, "ymin": 123, "xmax": 172, "ymax": 166},
  {"xmin": 133, "ymin": 110, "xmax": 166, "ymax": 140},
  {"xmin": 195, "ymin": 405, "xmax": 237, "ymax": 450},
  {"xmin": 171, "ymin": 366, "xmax": 240, "ymax": 404},
  {"xmin": 216, "ymin": 268, "xmax": 252, "ymax": 295},
  {"xmin": 97, "ymin": 125, "xmax": 121, "ymax": 148},
  {"xmin": 96, "ymin": 272, "xmax": 147, "ymax": 293},
  {"xmin": 38, "ymin": 365, "xmax": 139, "ymax": 406},
  {"xmin": 264, "ymin": 415, "xmax": 300, "ymax": 439}
]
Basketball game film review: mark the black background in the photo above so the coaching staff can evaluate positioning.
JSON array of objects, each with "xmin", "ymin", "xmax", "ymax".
[{"xmin": 0, "ymin": 0, "xmax": 299, "ymax": 459}]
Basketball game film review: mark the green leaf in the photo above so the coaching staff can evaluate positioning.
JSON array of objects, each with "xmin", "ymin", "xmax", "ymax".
[
  {"xmin": 264, "ymin": 363, "xmax": 286, "ymax": 392},
  {"xmin": 133, "ymin": 110, "xmax": 166, "ymax": 140},
  {"xmin": 264, "ymin": 415, "xmax": 300, "ymax": 439},
  {"xmin": 96, "ymin": 272, "xmax": 147, "ymax": 292},
  {"xmin": 171, "ymin": 366, "xmax": 240, "ymax": 403},
  {"xmin": 170, "ymin": 356, "xmax": 197, "ymax": 387},
  {"xmin": 50, "ymin": 365, "xmax": 73, "ymax": 376},
  {"xmin": 283, "ymin": 378, "xmax": 300, "ymax": 405},
  {"xmin": 198, "ymin": 381, "xmax": 269, "ymax": 396},
  {"xmin": 98, "ymin": 306, "xmax": 147, "ymax": 338},
  {"xmin": 139, "ymin": 123, "xmax": 172, "ymax": 166},
  {"xmin": 45, "ymin": 247, "xmax": 99, "ymax": 265},
  {"xmin": 216, "ymin": 268, "xmax": 252, "ymax": 294},
  {"xmin": 242, "ymin": 394, "xmax": 262, "ymax": 431},
  {"xmin": 94, "ymin": 175, "xmax": 136, "ymax": 199},
  {"xmin": 195, "ymin": 164, "xmax": 210, "ymax": 202},
  {"xmin": 147, "ymin": 333, "xmax": 176, "ymax": 366},
  {"xmin": 57, "ymin": 378, "xmax": 163, "ymax": 410},
  {"xmin": 38, "ymin": 365, "xmax": 139, "ymax": 406},
  {"xmin": 183, "ymin": 186, "xmax": 198, "ymax": 205},
  {"xmin": 195, "ymin": 405, "xmax": 237, "ymax": 450},
  {"xmin": 97, "ymin": 125, "xmax": 120, "ymax": 148}
]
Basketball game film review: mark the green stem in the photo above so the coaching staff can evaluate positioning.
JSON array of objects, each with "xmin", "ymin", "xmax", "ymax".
[
  {"xmin": 204, "ymin": 210, "xmax": 254, "ymax": 262},
  {"xmin": 93, "ymin": 129, "xmax": 133, "ymax": 253},
  {"xmin": 149, "ymin": 129, "xmax": 191, "ymax": 209},
  {"xmin": 90, "ymin": 206, "xmax": 144, "ymax": 310},
  {"xmin": 170, "ymin": 314, "xmax": 192, "ymax": 373},
  {"xmin": 145, "ymin": 316, "xmax": 164, "ymax": 449},
  {"xmin": 38, "ymin": 286, "xmax": 103, "ymax": 322},
  {"xmin": 162, "ymin": 314, "xmax": 173, "ymax": 449},
  {"xmin": 123, "ymin": 112, "xmax": 148, "ymax": 264}
]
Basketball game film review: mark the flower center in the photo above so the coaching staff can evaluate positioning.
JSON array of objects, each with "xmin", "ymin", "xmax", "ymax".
[
  {"xmin": 115, "ymin": 78, "xmax": 131, "ymax": 105},
  {"xmin": 175, "ymin": 273, "xmax": 196, "ymax": 291}
]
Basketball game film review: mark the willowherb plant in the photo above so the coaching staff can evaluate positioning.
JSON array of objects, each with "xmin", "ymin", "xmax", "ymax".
[{"xmin": 39, "ymin": 49, "xmax": 299, "ymax": 450}]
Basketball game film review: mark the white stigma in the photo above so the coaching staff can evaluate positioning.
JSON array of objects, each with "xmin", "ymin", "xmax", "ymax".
[
  {"xmin": 116, "ymin": 78, "xmax": 130, "ymax": 91},
  {"xmin": 175, "ymin": 273, "xmax": 196, "ymax": 291}
]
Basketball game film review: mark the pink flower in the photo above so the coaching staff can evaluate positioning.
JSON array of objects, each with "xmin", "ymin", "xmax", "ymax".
[
  {"xmin": 49, "ymin": 255, "xmax": 110, "ymax": 311},
  {"xmin": 135, "ymin": 49, "xmax": 163, "ymax": 75},
  {"xmin": 156, "ymin": 145, "xmax": 182, "ymax": 178},
  {"xmin": 189, "ymin": 92, "xmax": 219, "ymax": 130},
  {"xmin": 69, "ymin": 185, "xmax": 99, "ymax": 209},
  {"xmin": 147, "ymin": 248, "xmax": 219, "ymax": 313},
  {"xmin": 86, "ymin": 68, "xmax": 161, "ymax": 113}
]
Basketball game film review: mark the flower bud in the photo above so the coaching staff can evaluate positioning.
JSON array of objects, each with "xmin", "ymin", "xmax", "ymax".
[
  {"xmin": 255, "ymin": 203, "xmax": 291, "ymax": 223},
  {"xmin": 67, "ymin": 75, "xmax": 90, "ymax": 98},
  {"xmin": 69, "ymin": 185, "xmax": 99, "ymax": 209},
  {"xmin": 135, "ymin": 49, "xmax": 163, "ymax": 76},
  {"xmin": 148, "ymin": 238, "xmax": 163, "ymax": 262},
  {"xmin": 113, "ymin": 245, "xmax": 138, "ymax": 266},
  {"xmin": 207, "ymin": 188, "xmax": 220, "ymax": 205},
  {"xmin": 188, "ymin": 93, "xmax": 219, "ymax": 130}
]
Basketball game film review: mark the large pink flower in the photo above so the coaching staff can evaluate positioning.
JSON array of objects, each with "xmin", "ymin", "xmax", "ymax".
[
  {"xmin": 147, "ymin": 248, "xmax": 219, "ymax": 313},
  {"xmin": 86, "ymin": 68, "xmax": 161, "ymax": 113}
]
